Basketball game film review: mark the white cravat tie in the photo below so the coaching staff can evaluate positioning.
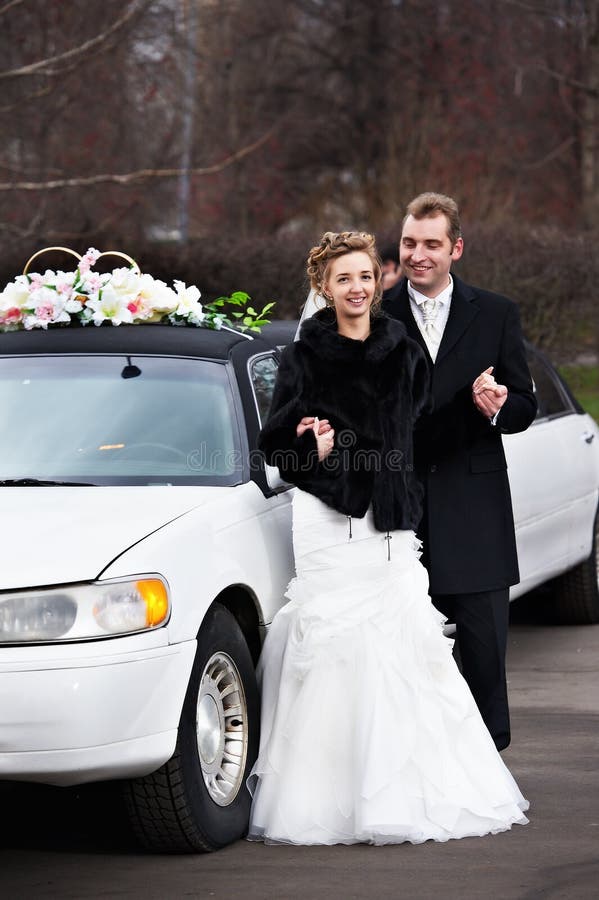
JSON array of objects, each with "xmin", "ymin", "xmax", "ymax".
[
  {"xmin": 420, "ymin": 298, "xmax": 442, "ymax": 360},
  {"xmin": 421, "ymin": 297, "xmax": 438, "ymax": 332}
]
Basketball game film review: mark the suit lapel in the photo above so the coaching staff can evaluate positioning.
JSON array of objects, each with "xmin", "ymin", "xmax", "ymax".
[
  {"xmin": 383, "ymin": 276, "xmax": 479, "ymax": 367},
  {"xmin": 435, "ymin": 276, "xmax": 479, "ymax": 365}
]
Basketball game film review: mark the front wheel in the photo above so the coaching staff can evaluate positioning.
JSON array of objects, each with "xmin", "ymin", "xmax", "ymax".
[
  {"xmin": 124, "ymin": 602, "xmax": 260, "ymax": 852},
  {"xmin": 551, "ymin": 505, "xmax": 599, "ymax": 624}
]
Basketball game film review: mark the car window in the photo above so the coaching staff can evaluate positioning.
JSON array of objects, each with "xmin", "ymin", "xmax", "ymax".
[
  {"xmin": 526, "ymin": 349, "xmax": 571, "ymax": 420},
  {"xmin": 250, "ymin": 355, "xmax": 278, "ymax": 424},
  {"xmin": 0, "ymin": 355, "xmax": 242, "ymax": 486}
]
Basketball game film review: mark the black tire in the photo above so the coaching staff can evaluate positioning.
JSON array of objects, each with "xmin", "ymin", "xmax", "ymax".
[
  {"xmin": 551, "ymin": 504, "xmax": 599, "ymax": 625},
  {"xmin": 123, "ymin": 602, "xmax": 260, "ymax": 852}
]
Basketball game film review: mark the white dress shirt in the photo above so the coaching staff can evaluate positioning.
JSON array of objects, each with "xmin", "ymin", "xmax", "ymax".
[{"xmin": 407, "ymin": 276, "xmax": 453, "ymax": 362}]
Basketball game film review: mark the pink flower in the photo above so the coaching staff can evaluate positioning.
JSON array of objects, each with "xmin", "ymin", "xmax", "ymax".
[
  {"xmin": 78, "ymin": 247, "xmax": 100, "ymax": 276},
  {"xmin": 84, "ymin": 273, "xmax": 102, "ymax": 293},
  {"xmin": 0, "ymin": 307, "xmax": 21, "ymax": 324},
  {"xmin": 28, "ymin": 274, "xmax": 43, "ymax": 292},
  {"xmin": 35, "ymin": 304, "xmax": 54, "ymax": 321}
]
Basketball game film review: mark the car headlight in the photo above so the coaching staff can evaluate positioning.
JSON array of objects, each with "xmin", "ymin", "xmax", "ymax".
[{"xmin": 0, "ymin": 576, "xmax": 170, "ymax": 644}]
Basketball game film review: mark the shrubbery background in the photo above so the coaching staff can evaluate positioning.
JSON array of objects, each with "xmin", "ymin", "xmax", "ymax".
[{"xmin": 4, "ymin": 225, "xmax": 588, "ymax": 363}]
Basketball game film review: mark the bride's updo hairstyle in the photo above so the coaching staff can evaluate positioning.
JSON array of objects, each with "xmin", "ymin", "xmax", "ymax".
[{"xmin": 306, "ymin": 231, "xmax": 383, "ymax": 312}]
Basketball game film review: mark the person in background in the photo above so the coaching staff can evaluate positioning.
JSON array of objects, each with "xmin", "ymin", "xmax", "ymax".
[
  {"xmin": 380, "ymin": 242, "xmax": 402, "ymax": 292},
  {"xmin": 383, "ymin": 192, "xmax": 537, "ymax": 751}
]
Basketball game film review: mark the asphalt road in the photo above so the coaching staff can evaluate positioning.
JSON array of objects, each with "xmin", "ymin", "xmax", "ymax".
[{"xmin": 1, "ymin": 611, "xmax": 598, "ymax": 900}]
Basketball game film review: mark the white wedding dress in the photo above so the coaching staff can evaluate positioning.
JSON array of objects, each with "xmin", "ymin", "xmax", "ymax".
[{"xmin": 247, "ymin": 489, "xmax": 529, "ymax": 846}]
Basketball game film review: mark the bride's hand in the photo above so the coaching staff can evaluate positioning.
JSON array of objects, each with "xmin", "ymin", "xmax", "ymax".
[
  {"xmin": 296, "ymin": 416, "xmax": 334, "ymax": 461},
  {"xmin": 312, "ymin": 417, "xmax": 335, "ymax": 461},
  {"xmin": 296, "ymin": 416, "xmax": 331, "ymax": 438}
]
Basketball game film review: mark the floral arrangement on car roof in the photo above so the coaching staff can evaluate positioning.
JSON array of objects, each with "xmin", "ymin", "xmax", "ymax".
[{"xmin": 0, "ymin": 246, "xmax": 274, "ymax": 333}]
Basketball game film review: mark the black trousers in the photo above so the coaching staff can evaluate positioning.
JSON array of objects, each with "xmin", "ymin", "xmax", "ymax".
[{"xmin": 431, "ymin": 589, "xmax": 511, "ymax": 751}]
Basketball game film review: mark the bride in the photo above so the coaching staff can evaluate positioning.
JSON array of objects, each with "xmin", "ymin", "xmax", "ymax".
[{"xmin": 247, "ymin": 231, "xmax": 529, "ymax": 846}]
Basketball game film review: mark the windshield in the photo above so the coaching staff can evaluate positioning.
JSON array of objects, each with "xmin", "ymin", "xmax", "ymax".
[{"xmin": 0, "ymin": 355, "xmax": 242, "ymax": 486}]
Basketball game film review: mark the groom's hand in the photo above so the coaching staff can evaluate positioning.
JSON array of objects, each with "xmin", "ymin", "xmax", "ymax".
[{"xmin": 472, "ymin": 367, "xmax": 508, "ymax": 417}]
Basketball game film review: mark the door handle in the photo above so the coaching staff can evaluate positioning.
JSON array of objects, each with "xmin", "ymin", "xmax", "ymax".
[{"xmin": 582, "ymin": 431, "xmax": 595, "ymax": 444}]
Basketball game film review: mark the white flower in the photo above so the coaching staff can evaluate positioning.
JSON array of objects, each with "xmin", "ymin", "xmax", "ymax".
[
  {"xmin": 103, "ymin": 267, "xmax": 142, "ymax": 306},
  {"xmin": 86, "ymin": 293, "xmax": 134, "ymax": 326},
  {"xmin": 136, "ymin": 273, "xmax": 178, "ymax": 316},
  {"xmin": 0, "ymin": 276, "xmax": 31, "ymax": 313},
  {"xmin": 54, "ymin": 270, "xmax": 76, "ymax": 299},
  {"xmin": 50, "ymin": 294, "xmax": 75, "ymax": 325},
  {"xmin": 64, "ymin": 297, "xmax": 86, "ymax": 314},
  {"xmin": 23, "ymin": 314, "xmax": 42, "ymax": 330},
  {"xmin": 78, "ymin": 271, "xmax": 103, "ymax": 299},
  {"xmin": 0, "ymin": 277, "xmax": 30, "ymax": 328},
  {"xmin": 21, "ymin": 286, "xmax": 74, "ymax": 329},
  {"xmin": 28, "ymin": 284, "xmax": 58, "ymax": 307},
  {"xmin": 173, "ymin": 279, "xmax": 204, "ymax": 324}
]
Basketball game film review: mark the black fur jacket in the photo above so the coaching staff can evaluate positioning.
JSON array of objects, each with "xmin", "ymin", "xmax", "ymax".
[{"xmin": 258, "ymin": 308, "xmax": 430, "ymax": 532}]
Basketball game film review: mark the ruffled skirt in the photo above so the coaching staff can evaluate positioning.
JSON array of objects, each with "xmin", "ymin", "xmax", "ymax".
[{"xmin": 247, "ymin": 489, "xmax": 529, "ymax": 845}]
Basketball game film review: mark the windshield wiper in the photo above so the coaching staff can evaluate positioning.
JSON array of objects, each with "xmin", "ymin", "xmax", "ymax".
[{"xmin": 0, "ymin": 478, "xmax": 95, "ymax": 487}]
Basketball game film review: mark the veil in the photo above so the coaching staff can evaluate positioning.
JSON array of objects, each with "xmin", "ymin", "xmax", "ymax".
[{"xmin": 295, "ymin": 288, "xmax": 325, "ymax": 341}]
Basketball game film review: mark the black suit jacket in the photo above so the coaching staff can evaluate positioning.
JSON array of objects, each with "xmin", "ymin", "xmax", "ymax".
[{"xmin": 383, "ymin": 275, "xmax": 537, "ymax": 594}]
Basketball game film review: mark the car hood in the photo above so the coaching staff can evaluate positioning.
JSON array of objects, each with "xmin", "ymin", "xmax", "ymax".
[{"xmin": 0, "ymin": 486, "xmax": 221, "ymax": 590}]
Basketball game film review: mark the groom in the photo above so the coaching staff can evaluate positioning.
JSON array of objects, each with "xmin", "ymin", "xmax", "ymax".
[{"xmin": 383, "ymin": 192, "xmax": 537, "ymax": 750}]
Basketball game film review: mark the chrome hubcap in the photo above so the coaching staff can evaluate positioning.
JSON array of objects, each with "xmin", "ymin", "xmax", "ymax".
[{"xmin": 197, "ymin": 652, "xmax": 248, "ymax": 807}]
